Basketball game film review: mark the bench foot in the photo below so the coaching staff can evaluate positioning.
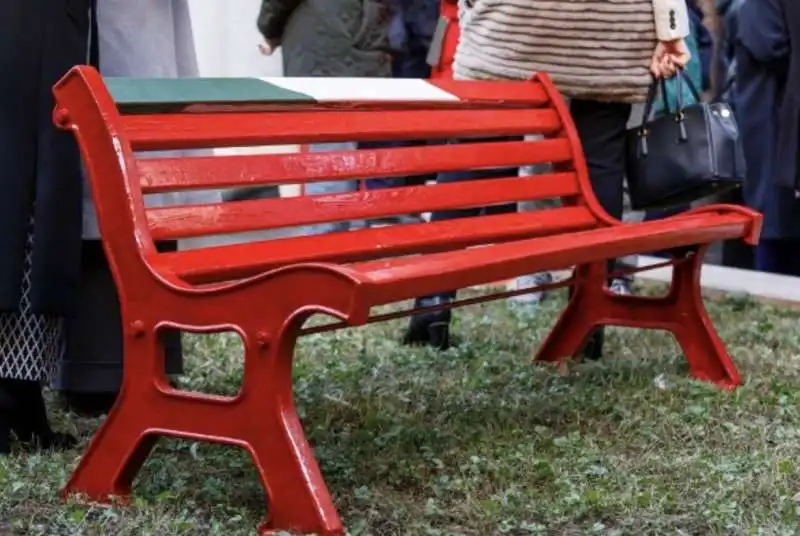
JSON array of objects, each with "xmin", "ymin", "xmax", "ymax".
[
  {"xmin": 534, "ymin": 251, "xmax": 741, "ymax": 388},
  {"xmin": 665, "ymin": 249, "xmax": 741, "ymax": 389},
  {"xmin": 61, "ymin": 403, "xmax": 158, "ymax": 503},
  {"xmin": 534, "ymin": 263, "xmax": 608, "ymax": 362},
  {"xmin": 64, "ymin": 318, "xmax": 345, "ymax": 536}
]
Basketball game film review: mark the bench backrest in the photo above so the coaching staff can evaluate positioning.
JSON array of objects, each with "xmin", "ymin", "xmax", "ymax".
[{"xmin": 53, "ymin": 66, "xmax": 611, "ymax": 287}]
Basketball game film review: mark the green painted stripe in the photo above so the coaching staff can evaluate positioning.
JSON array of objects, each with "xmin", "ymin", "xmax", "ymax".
[{"xmin": 104, "ymin": 77, "xmax": 315, "ymax": 113}]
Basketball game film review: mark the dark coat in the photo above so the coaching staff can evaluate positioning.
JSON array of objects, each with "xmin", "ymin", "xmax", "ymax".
[
  {"xmin": 257, "ymin": 0, "xmax": 392, "ymax": 78},
  {"xmin": 736, "ymin": 0, "xmax": 798, "ymax": 239},
  {"xmin": 774, "ymin": 0, "xmax": 800, "ymax": 191},
  {"xmin": 0, "ymin": 0, "xmax": 95, "ymax": 315},
  {"xmin": 389, "ymin": 0, "xmax": 439, "ymax": 78},
  {"xmin": 686, "ymin": 1, "xmax": 713, "ymax": 91},
  {"xmin": 715, "ymin": 0, "xmax": 744, "ymax": 104}
]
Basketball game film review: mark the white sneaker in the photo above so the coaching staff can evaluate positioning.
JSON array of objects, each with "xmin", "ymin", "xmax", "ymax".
[
  {"xmin": 609, "ymin": 277, "xmax": 633, "ymax": 296},
  {"xmin": 509, "ymin": 272, "xmax": 554, "ymax": 305}
]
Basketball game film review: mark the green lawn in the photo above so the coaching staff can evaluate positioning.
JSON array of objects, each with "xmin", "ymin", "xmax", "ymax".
[{"xmin": 2, "ymin": 285, "xmax": 800, "ymax": 535}]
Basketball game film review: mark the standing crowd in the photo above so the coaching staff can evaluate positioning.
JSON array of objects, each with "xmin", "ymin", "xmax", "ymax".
[{"xmin": 0, "ymin": 0, "xmax": 795, "ymax": 454}]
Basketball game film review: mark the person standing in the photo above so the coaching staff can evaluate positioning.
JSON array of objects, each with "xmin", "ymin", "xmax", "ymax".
[
  {"xmin": 360, "ymin": 0, "xmax": 440, "ymax": 211},
  {"xmin": 641, "ymin": 0, "xmax": 708, "ymax": 236},
  {"xmin": 736, "ymin": 0, "xmax": 800, "ymax": 276},
  {"xmin": 0, "ymin": 0, "xmax": 95, "ymax": 453},
  {"xmin": 257, "ymin": 0, "xmax": 393, "ymax": 234},
  {"xmin": 57, "ymin": 0, "xmax": 207, "ymax": 415},
  {"xmin": 404, "ymin": 0, "xmax": 691, "ymax": 355},
  {"xmin": 712, "ymin": 0, "xmax": 753, "ymax": 271},
  {"xmin": 715, "ymin": 0, "xmax": 744, "ymax": 106}
]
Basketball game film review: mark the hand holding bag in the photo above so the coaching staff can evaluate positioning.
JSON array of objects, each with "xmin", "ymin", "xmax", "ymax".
[{"xmin": 625, "ymin": 69, "xmax": 746, "ymax": 211}]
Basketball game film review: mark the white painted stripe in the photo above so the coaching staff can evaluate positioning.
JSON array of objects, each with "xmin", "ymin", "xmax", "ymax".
[{"xmin": 262, "ymin": 77, "xmax": 460, "ymax": 102}]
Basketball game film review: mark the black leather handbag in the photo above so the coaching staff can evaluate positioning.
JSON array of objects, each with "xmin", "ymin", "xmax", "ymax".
[{"xmin": 625, "ymin": 69, "xmax": 746, "ymax": 211}]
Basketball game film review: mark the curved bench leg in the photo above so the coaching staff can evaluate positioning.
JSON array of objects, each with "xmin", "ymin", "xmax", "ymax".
[
  {"xmin": 534, "ymin": 262, "xmax": 608, "ymax": 362},
  {"xmin": 62, "ymin": 336, "xmax": 162, "ymax": 502},
  {"xmin": 64, "ymin": 317, "xmax": 345, "ymax": 536},
  {"xmin": 666, "ymin": 248, "xmax": 741, "ymax": 388},
  {"xmin": 62, "ymin": 408, "xmax": 158, "ymax": 502},
  {"xmin": 533, "ymin": 251, "xmax": 741, "ymax": 388},
  {"xmin": 242, "ymin": 322, "xmax": 344, "ymax": 536}
]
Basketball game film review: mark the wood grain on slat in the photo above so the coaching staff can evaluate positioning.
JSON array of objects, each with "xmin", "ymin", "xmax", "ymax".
[
  {"xmin": 153, "ymin": 207, "xmax": 598, "ymax": 284},
  {"xmin": 146, "ymin": 172, "xmax": 580, "ymax": 241},
  {"xmin": 122, "ymin": 108, "xmax": 562, "ymax": 151},
  {"xmin": 137, "ymin": 138, "xmax": 573, "ymax": 193}
]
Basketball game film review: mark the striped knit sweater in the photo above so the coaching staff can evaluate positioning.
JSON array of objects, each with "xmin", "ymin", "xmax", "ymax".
[{"xmin": 454, "ymin": 0, "xmax": 662, "ymax": 102}]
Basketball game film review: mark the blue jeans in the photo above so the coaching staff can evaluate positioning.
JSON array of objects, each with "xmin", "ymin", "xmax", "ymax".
[
  {"xmin": 364, "ymin": 47, "xmax": 435, "ymax": 191},
  {"xmin": 360, "ymin": 140, "xmax": 434, "ymax": 191},
  {"xmin": 303, "ymin": 143, "xmax": 359, "ymax": 235}
]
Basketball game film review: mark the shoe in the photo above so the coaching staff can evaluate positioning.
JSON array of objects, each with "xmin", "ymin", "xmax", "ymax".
[
  {"xmin": 0, "ymin": 417, "xmax": 9, "ymax": 455},
  {"xmin": 0, "ymin": 382, "xmax": 12, "ymax": 455},
  {"xmin": 6, "ymin": 380, "xmax": 77, "ymax": 451},
  {"xmin": 402, "ymin": 295, "xmax": 452, "ymax": 350},
  {"xmin": 565, "ymin": 282, "xmax": 605, "ymax": 362},
  {"xmin": 509, "ymin": 272, "xmax": 554, "ymax": 306},
  {"xmin": 609, "ymin": 276, "xmax": 633, "ymax": 296},
  {"xmin": 60, "ymin": 391, "xmax": 117, "ymax": 417},
  {"xmin": 581, "ymin": 328, "xmax": 604, "ymax": 361}
]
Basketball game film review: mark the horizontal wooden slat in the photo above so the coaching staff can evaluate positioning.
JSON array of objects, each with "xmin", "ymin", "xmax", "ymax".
[
  {"xmin": 354, "ymin": 213, "xmax": 755, "ymax": 304},
  {"xmin": 146, "ymin": 172, "xmax": 580, "ymax": 241},
  {"xmin": 122, "ymin": 108, "xmax": 562, "ymax": 151},
  {"xmin": 105, "ymin": 76, "xmax": 549, "ymax": 112},
  {"xmin": 137, "ymin": 138, "xmax": 573, "ymax": 193},
  {"xmin": 152, "ymin": 207, "xmax": 598, "ymax": 284}
]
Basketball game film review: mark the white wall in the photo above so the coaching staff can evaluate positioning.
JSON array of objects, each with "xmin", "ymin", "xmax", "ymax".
[{"xmin": 188, "ymin": 0, "xmax": 283, "ymax": 78}]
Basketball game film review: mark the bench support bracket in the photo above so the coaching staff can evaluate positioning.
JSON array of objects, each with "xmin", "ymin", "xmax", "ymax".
[
  {"xmin": 534, "ymin": 246, "xmax": 741, "ymax": 389},
  {"xmin": 62, "ymin": 307, "xmax": 346, "ymax": 536}
]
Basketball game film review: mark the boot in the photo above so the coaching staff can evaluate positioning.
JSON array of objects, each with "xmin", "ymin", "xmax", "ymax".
[
  {"xmin": 402, "ymin": 295, "xmax": 453, "ymax": 351},
  {"xmin": 582, "ymin": 328, "xmax": 604, "ymax": 361},
  {"xmin": 8, "ymin": 379, "xmax": 76, "ymax": 451},
  {"xmin": 568, "ymin": 277, "xmax": 605, "ymax": 361}
]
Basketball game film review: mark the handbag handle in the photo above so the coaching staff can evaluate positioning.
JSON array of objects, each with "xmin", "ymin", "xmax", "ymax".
[
  {"xmin": 673, "ymin": 68, "xmax": 704, "ymax": 143},
  {"xmin": 636, "ymin": 67, "xmax": 699, "ymax": 155},
  {"xmin": 677, "ymin": 67, "xmax": 703, "ymax": 104},
  {"xmin": 640, "ymin": 76, "xmax": 672, "ymax": 125}
]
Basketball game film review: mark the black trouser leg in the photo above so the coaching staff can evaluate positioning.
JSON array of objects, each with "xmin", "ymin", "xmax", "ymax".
[
  {"xmin": 425, "ymin": 138, "xmax": 520, "ymax": 302},
  {"xmin": 405, "ymin": 139, "xmax": 519, "ymax": 349},
  {"xmin": 1, "ymin": 378, "xmax": 76, "ymax": 451},
  {"xmin": 568, "ymin": 100, "xmax": 632, "ymax": 359}
]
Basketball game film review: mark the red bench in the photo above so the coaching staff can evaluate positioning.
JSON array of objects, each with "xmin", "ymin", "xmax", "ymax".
[{"xmin": 53, "ymin": 65, "xmax": 761, "ymax": 535}]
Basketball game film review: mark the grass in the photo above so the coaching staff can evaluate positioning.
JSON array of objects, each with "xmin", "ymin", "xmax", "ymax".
[{"xmin": 2, "ymin": 284, "xmax": 800, "ymax": 535}]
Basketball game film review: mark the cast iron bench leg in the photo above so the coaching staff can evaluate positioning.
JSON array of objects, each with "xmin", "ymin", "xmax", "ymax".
[
  {"xmin": 63, "ymin": 314, "xmax": 345, "ymax": 536},
  {"xmin": 534, "ymin": 246, "xmax": 740, "ymax": 389}
]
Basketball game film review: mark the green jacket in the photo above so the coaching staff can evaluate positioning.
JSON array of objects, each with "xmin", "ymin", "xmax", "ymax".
[{"xmin": 257, "ymin": 0, "xmax": 393, "ymax": 78}]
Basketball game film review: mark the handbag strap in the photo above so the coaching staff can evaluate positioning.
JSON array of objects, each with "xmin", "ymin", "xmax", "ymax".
[
  {"xmin": 640, "ymin": 78, "xmax": 662, "ymax": 130},
  {"xmin": 674, "ymin": 70, "xmax": 690, "ymax": 143},
  {"xmin": 638, "ymin": 67, "xmax": 699, "ymax": 131},
  {"xmin": 678, "ymin": 67, "xmax": 703, "ymax": 104}
]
